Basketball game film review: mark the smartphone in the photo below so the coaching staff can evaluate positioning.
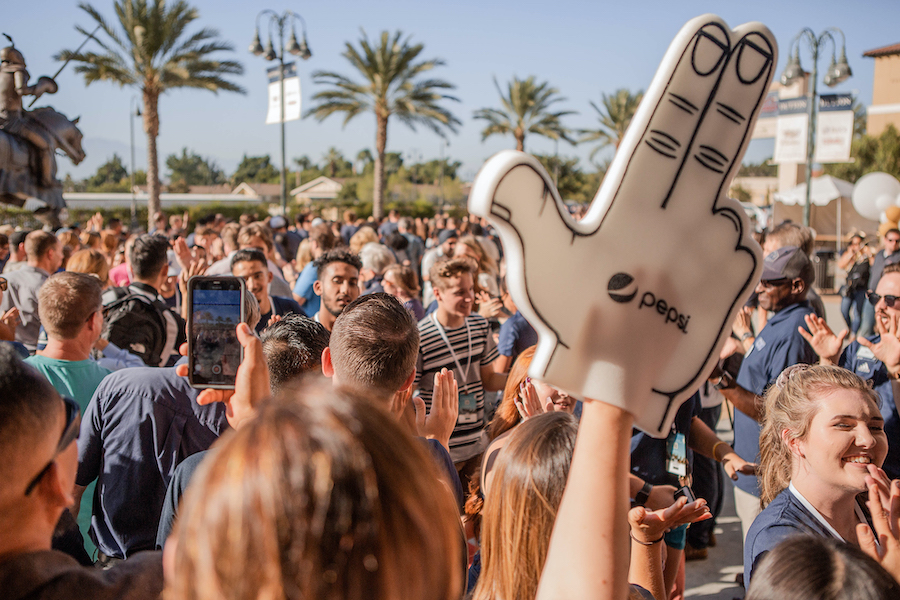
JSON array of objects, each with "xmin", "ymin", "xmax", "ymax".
[{"xmin": 187, "ymin": 276, "xmax": 246, "ymax": 389}]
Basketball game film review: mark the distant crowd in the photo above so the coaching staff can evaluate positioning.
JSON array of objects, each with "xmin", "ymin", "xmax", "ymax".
[{"xmin": 2, "ymin": 208, "xmax": 900, "ymax": 600}]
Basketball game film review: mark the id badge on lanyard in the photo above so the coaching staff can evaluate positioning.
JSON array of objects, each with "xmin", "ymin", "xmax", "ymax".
[
  {"xmin": 431, "ymin": 314, "xmax": 479, "ymax": 425},
  {"xmin": 666, "ymin": 430, "xmax": 688, "ymax": 478}
]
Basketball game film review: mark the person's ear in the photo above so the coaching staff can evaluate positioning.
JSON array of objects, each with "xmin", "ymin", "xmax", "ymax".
[
  {"xmin": 266, "ymin": 270, "xmax": 273, "ymax": 284},
  {"xmin": 313, "ymin": 280, "xmax": 323, "ymax": 298},
  {"xmin": 791, "ymin": 278, "xmax": 806, "ymax": 295},
  {"xmin": 321, "ymin": 346, "xmax": 334, "ymax": 378},
  {"xmin": 782, "ymin": 429, "xmax": 805, "ymax": 459},
  {"xmin": 433, "ymin": 286, "xmax": 443, "ymax": 303},
  {"xmin": 38, "ymin": 462, "xmax": 75, "ymax": 508},
  {"xmin": 399, "ymin": 368, "xmax": 416, "ymax": 392}
]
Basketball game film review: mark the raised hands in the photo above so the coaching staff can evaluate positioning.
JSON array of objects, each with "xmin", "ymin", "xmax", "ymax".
[
  {"xmin": 859, "ymin": 312, "xmax": 900, "ymax": 376},
  {"xmin": 798, "ymin": 314, "xmax": 846, "ymax": 365},
  {"xmin": 469, "ymin": 15, "xmax": 774, "ymax": 435},
  {"xmin": 857, "ymin": 479, "xmax": 900, "ymax": 584},
  {"xmin": 412, "ymin": 368, "xmax": 459, "ymax": 451}
]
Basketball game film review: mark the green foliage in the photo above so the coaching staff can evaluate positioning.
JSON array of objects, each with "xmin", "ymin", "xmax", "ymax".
[
  {"xmin": 730, "ymin": 184, "xmax": 752, "ymax": 203},
  {"xmin": 337, "ymin": 180, "xmax": 359, "ymax": 201},
  {"xmin": 85, "ymin": 154, "xmax": 130, "ymax": 192},
  {"xmin": 165, "ymin": 148, "xmax": 225, "ymax": 187},
  {"xmin": 232, "ymin": 155, "xmax": 280, "ymax": 185},
  {"xmin": 738, "ymin": 159, "xmax": 777, "ymax": 177},
  {"xmin": 580, "ymin": 88, "xmax": 644, "ymax": 159},
  {"xmin": 294, "ymin": 155, "xmax": 314, "ymax": 171},
  {"xmin": 823, "ymin": 125, "xmax": 900, "ymax": 183},
  {"xmin": 307, "ymin": 29, "xmax": 461, "ymax": 219},
  {"xmin": 474, "ymin": 76, "xmax": 575, "ymax": 152},
  {"xmin": 321, "ymin": 147, "xmax": 354, "ymax": 177},
  {"xmin": 408, "ymin": 159, "xmax": 461, "ymax": 184}
]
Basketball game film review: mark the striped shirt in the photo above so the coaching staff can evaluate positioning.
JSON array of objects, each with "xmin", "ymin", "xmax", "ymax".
[{"xmin": 415, "ymin": 313, "xmax": 498, "ymax": 462}]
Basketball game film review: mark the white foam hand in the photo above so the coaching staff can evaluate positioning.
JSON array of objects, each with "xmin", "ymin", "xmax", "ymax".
[{"xmin": 469, "ymin": 15, "xmax": 774, "ymax": 436}]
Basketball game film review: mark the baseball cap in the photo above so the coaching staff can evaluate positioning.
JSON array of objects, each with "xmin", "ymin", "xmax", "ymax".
[
  {"xmin": 438, "ymin": 229, "xmax": 458, "ymax": 245},
  {"xmin": 761, "ymin": 245, "xmax": 814, "ymax": 286},
  {"xmin": 269, "ymin": 216, "xmax": 287, "ymax": 229}
]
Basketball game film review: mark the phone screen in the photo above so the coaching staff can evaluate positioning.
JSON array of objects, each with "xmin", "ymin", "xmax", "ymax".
[{"xmin": 188, "ymin": 277, "xmax": 245, "ymax": 388}]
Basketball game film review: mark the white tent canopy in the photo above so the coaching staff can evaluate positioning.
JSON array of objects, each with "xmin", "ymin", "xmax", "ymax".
[{"xmin": 771, "ymin": 175, "xmax": 878, "ymax": 243}]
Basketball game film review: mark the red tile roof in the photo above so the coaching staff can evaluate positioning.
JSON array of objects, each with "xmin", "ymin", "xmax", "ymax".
[{"xmin": 864, "ymin": 43, "xmax": 900, "ymax": 58}]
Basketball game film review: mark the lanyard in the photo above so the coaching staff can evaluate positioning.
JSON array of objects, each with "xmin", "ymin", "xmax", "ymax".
[
  {"xmin": 788, "ymin": 482, "xmax": 870, "ymax": 544},
  {"xmin": 431, "ymin": 313, "xmax": 472, "ymax": 381}
]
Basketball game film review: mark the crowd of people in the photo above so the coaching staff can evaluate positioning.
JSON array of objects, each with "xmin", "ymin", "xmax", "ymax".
[{"xmin": 3, "ymin": 208, "xmax": 900, "ymax": 600}]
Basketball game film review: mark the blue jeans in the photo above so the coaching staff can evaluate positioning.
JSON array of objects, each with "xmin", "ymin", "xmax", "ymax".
[
  {"xmin": 841, "ymin": 288, "xmax": 867, "ymax": 335},
  {"xmin": 860, "ymin": 296, "xmax": 876, "ymax": 339}
]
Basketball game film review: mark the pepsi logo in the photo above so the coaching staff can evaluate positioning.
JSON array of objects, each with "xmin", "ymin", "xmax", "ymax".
[{"xmin": 608, "ymin": 272, "xmax": 637, "ymax": 303}]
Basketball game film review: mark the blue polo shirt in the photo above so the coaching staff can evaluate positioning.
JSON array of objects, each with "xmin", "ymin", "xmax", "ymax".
[
  {"xmin": 630, "ymin": 392, "xmax": 701, "ymax": 487},
  {"xmin": 497, "ymin": 311, "xmax": 538, "ymax": 367},
  {"xmin": 733, "ymin": 301, "xmax": 816, "ymax": 496},
  {"xmin": 76, "ymin": 364, "xmax": 229, "ymax": 558},
  {"xmin": 292, "ymin": 261, "xmax": 320, "ymax": 317},
  {"xmin": 840, "ymin": 336, "xmax": 900, "ymax": 479}
]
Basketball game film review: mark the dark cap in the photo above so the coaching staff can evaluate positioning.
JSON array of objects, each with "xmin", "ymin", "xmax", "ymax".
[
  {"xmin": 438, "ymin": 229, "xmax": 458, "ymax": 245},
  {"xmin": 761, "ymin": 245, "xmax": 814, "ymax": 286}
]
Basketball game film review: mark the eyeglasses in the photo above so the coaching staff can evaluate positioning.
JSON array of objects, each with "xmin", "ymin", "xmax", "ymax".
[
  {"xmin": 759, "ymin": 278, "xmax": 790, "ymax": 289},
  {"xmin": 868, "ymin": 292, "xmax": 900, "ymax": 308},
  {"xmin": 0, "ymin": 277, "xmax": 6, "ymax": 292},
  {"xmin": 24, "ymin": 396, "xmax": 81, "ymax": 496}
]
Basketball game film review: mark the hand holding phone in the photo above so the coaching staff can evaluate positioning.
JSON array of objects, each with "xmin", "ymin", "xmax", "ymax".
[{"xmin": 188, "ymin": 276, "xmax": 246, "ymax": 389}]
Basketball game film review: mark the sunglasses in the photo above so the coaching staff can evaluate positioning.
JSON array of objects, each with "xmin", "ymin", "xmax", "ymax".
[
  {"xmin": 759, "ymin": 278, "xmax": 791, "ymax": 289},
  {"xmin": 24, "ymin": 396, "xmax": 81, "ymax": 496},
  {"xmin": 0, "ymin": 277, "xmax": 6, "ymax": 292},
  {"xmin": 868, "ymin": 292, "xmax": 900, "ymax": 308}
]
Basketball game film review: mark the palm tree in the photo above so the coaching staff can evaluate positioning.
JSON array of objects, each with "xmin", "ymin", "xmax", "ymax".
[
  {"xmin": 57, "ymin": 0, "xmax": 244, "ymax": 229},
  {"xmin": 321, "ymin": 147, "xmax": 345, "ymax": 177},
  {"xmin": 307, "ymin": 30, "xmax": 460, "ymax": 220},
  {"xmin": 581, "ymin": 88, "xmax": 644, "ymax": 160},
  {"xmin": 473, "ymin": 76, "xmax": 575, "ymax": 152},
  {"xmin": 356, "ymin": 148, "xmax": 373, "ymax": 174}
]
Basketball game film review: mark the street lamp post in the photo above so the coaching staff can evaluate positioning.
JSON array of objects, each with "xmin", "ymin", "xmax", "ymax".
[
  {"xmin": 780, "ymin": 28, "xmax": 852, "ymax": 227},
  {"xmin": 250, "ymin": 10, "xmax": 312, "ymax": 217},
  {"xmin": 129, "ymin": 97, "xmax": 142, "ymax": 231}
]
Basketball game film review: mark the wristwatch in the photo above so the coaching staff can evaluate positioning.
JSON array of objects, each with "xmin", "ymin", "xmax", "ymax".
[
  {"xmin": 740, "ymin": 332, "xmax": 754, "ymax": 342},
  {"xmin": 713, "ymin": 371, "xmax": 734, "ymax": 390},
  {"xmin": 634, "ymin": 481, "xmax": 653, "ymax": 507}
]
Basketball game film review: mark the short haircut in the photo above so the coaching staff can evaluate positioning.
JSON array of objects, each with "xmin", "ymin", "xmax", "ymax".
[
  {"xmin": 359, "ymin": 242, "xmax": 396, "ymax": 276},
  {"xmin": 230, "ymin": 248, "xmax": 267, "ymax": 272},
  {"xmin": 220, "ymin": 223, "xmax": 240, "ymax": 252},
  {"xmin": 314, "ymin": 248, "xmax": 362, "ymax": 281},
  {"xmin": 0, "ymin": 233, "xmax": 7, "ymax": 247},
  {"xmin": 887, "ymin": 228, "xmax": 900, "ymax": 239},
  {"xmin": 0, "ymin": 346, "xmax": 63, "ymax": 496},
  {"xmin": 260, "ymin": 314, "xmax": 330, "ymax": 395},
  {"xmin": 767, "ymin": 222, "xmax": 814, "ymax": 256},
  {"xmin": 308, "ymin": 223, "xmax": 337, "ymax": 250},
  {"xmin": 129, "ymin": 234, "xmax": 169, "ymax": 280},
  {"xmin": 237, "ymin": 223, "xmax": 274, "ymax": 252},
  {"xmin": 25, "ymin": 230, "xmax": 58, "ymax": 261},
  {"xmin": 329, "ymin": 293, "xmax": 419, "ymax": 397},
  {"xmin": 39, "ymin": 272, "xmax": 103, "ymax": 340},
  {"xmin": 884, "ymin": 264, "xmax": 900, "ymax": 277},
  {"xmin": 429, "ymin": 257, "xmax": 476, "ymax": 291}
]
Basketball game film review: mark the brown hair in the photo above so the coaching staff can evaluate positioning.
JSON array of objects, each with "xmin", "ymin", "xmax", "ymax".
[
  {"xmin": 237, "ymin": 223, "xmax": 274, "ymax": 252},
  {"xmin": 56, "ymin": 230, "xmax": 80, "ymax": 251},
  {"xmin": 25, "ymin": 231, "xmax": 58, "ymax": 261},
  {"xmin": 38, "ymin": 272, "xmax": 102, "ymax": 340},
  {"xmin": 456, "ymin": 235, "xmax": 498, "ymax": 277},
  {"xmin": 165, "ymin": 384, "xmax": 462, "ymax": 600},
  {"xmin": 758, "ymin": 365, "xmax": 880, "ymax": 505},
  {"xmin": 309, "ymin": 223, "xmax": 337, "ymax": 251},
  {"xmin": 488, "ymin": 346, "xmax": 536, "ymax": 440},
  {"xmin": 429, "ymin": 257, "xmax": 476, "ymax": 292},
  {"xmin": 100, "ymin": 230, "xmax": 120, "ymax": 256},
  {"xmin": 80, "ymin": 231, "xmax": 102, "ymax": 251},
  {"xmin": 767, "ymin": 222, "xmax": 814, "ymax": 256},
  {"xmin": 329, "ymin": 294, "xmax": 419, "ymax": 399},
  {"xmin": 66, "ymin": 249, "xmax": 110, "ymax": 288},
  {"xmin": 383, "ymin": 264, "xmax": 420, "ymax": 297},
  {"xmin": 473, "ymin": 412, "xmax": 578, "ymax": 600},
  {"xmin": 883, "ymin": 263, "xmax": 900, "ymax": 277}
]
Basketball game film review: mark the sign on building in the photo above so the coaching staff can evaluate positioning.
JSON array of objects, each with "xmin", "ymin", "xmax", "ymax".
[
  {"xmin": 773, "ymin": 97, "xmax": 809, "ymax": 164},
  {"xmin": 266, "ymin": 62, "xmax": 301, "ymax": 124},
  {"xmin": 814, "ymin": 93, "xmax": 854, "ymax": 163}
]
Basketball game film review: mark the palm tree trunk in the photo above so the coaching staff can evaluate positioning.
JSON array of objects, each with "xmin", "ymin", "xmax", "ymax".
[
  {"xmin": 515, "ymin": 129, "xmax": 525, "ymax": 152},
  {"xmin": 373, "ymin": 111, "xmax": 388, "ymax": 220},
  {"xmin": 143, "ymin": 90, "xmax": 161, "ymax": 231}
]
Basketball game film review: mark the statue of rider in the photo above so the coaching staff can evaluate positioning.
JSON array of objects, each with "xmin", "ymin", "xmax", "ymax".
[{"xmin": 0, "ymin": 39, "xmax": 58, "ymax": 188}]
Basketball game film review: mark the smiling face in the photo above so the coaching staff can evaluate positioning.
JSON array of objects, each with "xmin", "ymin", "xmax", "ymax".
[
  {"xmin": 231, "ymin": 259, "xmax": 272, "ymax": 306},
  {"xmin": 874, "ymin": 272, "xmax": 900, "ymax": 332},
  {"xmin": 756, "ymin": 278, "xmax": 795, "ymax": 312},
  {"xmin": 531, "ymin": 379, "xmax": 576, "ymax": 413},
  {"xmin": 793, "ymin": 388, "xmax": 887, "ymax": 495},
  {"xmin": 434, "ymin": 273, "xmax": 475, "ymax": 321}
]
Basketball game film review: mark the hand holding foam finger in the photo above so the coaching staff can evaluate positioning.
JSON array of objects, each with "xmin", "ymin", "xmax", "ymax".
[{"xmin": 469, "ymin": 14, "xmax": 774, "ymax": 435}]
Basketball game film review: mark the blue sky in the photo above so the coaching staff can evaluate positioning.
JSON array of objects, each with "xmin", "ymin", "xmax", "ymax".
[{"xmin": 8, "ymin": 0, "xmax": 899, "ymax": 184}]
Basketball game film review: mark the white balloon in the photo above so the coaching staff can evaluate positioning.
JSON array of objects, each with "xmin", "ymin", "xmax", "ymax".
[{"xmin": 853, "ymin": 172, "xmax": 900, "ymax": 221}]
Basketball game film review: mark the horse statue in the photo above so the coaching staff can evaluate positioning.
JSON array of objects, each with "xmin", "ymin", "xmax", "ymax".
[{"xmin": 0, "ymin": 37, "xmax": 85, "ymax": 228}]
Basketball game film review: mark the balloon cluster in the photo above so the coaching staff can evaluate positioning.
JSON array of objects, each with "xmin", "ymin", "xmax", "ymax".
[{"xmin": 852, "ymin": 172, "xmax": 900, "ymax": 235}]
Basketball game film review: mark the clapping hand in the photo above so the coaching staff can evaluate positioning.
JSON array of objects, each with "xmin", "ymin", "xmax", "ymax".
[
  {"xmin": 469, "ymin": 16, "xmax": 774, "ymax": 435},
  {"xmin": 798, "ymin": 314, "xmax": 846, "ymax": 364},
  {"xmin": 859, "ymin": 312, "xmax": 900, "ymax": 376},
  {"xmin": 857, "ymin": 479, "xmax": 900, "ymax": 583},
  {"xmin": 412, "ymin": 368, "xmax": 459, "ymax": 451}
]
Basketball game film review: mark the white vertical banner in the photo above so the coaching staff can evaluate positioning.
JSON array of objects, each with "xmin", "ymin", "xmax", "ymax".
[
  {"xmin": 266, "ymin": 62, "xmax": 301, "ymax": 125},
  {"xmin": 814, "ymin": 93, "xmax": 854, "ymax": 163},
  {"xmin": 773, "ymin": 97, "xmax": 808, "ymax": 164}
]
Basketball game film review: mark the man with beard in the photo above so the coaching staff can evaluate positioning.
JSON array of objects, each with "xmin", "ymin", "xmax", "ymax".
[
  {"xmin": 707, "ymin": 246, "xmax": 817, "ymax": 539},
  {"xmin": 800, "ymin": 263, "xmax": 900, "ymax": 480},
  {"xmin": 311, "ymin": 248, "xmax": 361, "ymax": 332},
  {"xmin": 230, "ymin": 249, "xmax": 301, "ymax": 335}
]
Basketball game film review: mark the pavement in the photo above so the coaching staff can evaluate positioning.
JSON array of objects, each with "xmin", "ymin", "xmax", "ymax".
[{"xmin": 682, "ymin": 293, "xmax": 845, "ymax": 599}]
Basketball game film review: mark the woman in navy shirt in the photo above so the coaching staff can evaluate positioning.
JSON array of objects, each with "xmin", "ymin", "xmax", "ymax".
[{"xmin": 745, "ymin": 364, "xmax": 889, "ymax": 584}]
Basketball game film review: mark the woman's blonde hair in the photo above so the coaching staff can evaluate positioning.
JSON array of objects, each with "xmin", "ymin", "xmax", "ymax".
[
  {"xmin": 758, "ymin": 364, "xmax": 880, "ymax": 505},
  {"xmin": 349, "ymin": 227, "xmax": 379, "ymax": 255},
  {"xmin": 165, "ymin": 383, "xmax": 462, "ymax": 600},
  {"xmin": 456, "ymin": 235, "xmax": 497, "ymax": 277},
  {"xmin": 66, "ymin": 248, "xmax": 110, "ymax": 288},
  {"xmin": 472, "ymin": 411, "xmax": 577, "ymax": 600}
]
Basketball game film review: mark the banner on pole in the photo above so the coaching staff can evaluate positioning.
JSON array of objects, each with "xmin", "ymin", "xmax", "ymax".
[
  {"xmin": 773, "ymin": 97, "xmax": 808, "ymax": 164},
  {"xmin": 266, "ymin": 62, "xmax": 301, "ymax": 125},
  {"xmin": 814, "ymin": 93, "xmax": 854, "ymax": 163}
]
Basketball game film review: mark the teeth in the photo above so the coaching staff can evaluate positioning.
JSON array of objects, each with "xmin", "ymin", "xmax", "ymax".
[{"xmin": 843, "ymin": 457, "xmax": 872, "ymax": 464}]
